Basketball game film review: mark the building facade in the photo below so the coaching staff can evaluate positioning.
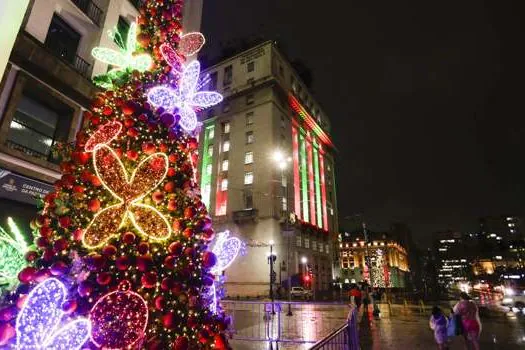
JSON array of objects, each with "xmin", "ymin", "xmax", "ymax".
[
  {"xmin": 196, "ymin": 41, "xmax": 338, "ymax": 297},
  {"xmin": 0, "ymin": 0, "xmax": 201, "ymax": 234},
  {"xmin": 434, "ymin": 231, "xmax": 471, "ymax": 288},
  {"xmin": 339, "ymin": 231, "xmax": 409, "ymax": 288}
]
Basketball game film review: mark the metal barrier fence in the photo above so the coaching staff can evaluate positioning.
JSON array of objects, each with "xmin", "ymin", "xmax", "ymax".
[
  {"xmin": 221, "ymin": 300, "xmax": 357, "ymax": 347},
  {"xmin": 310, "ymin": 307, "xmax": 359, "ymax": 350}
]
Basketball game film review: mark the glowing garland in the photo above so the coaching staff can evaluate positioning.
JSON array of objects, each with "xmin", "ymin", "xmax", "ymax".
[
  {"xmin": 15, "ymin": 278, "xmax": 91, "ymax": 349},
  {"xmin": 92, "ymin": 22, "xmax": 152, "ymax": 73},
  {"xmin": 82, "ymin": 144, "xmax": 171, "ymax": 249},
  {"xmin": 147, "ymin": 60, "xmax": 223, "ymax": 132},
  {"xmin": 160, "ymin": 32, "xmax": 206, "ymax": 73},
  {"xmin": 0, "ymin": 217, "xmax": 29, "ymax": 289},
  {"xmin": 89, "ymin": 281, "xmax": 148, "ymax": 349}
]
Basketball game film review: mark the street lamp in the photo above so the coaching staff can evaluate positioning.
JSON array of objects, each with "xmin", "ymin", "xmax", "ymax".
[
  {"xmin": 271, "ymin": 149, "xmax": 293, "ymax": 316},
  {"xmin": 267, "ymin": 240, "xmax": 276, "ymax": 314}
]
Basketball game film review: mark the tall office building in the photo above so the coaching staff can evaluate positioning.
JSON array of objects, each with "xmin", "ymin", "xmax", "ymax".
[
  {"xmin": 434, "ymin": 231, "xmax": 471, "ymax": 287},
  {"xmin": 0, "ymin": 0, "xmax": 202, "ymax": 234},
  {"xmin": 196, "ymin": 41, "xmax": 338, "ymax": 296}
]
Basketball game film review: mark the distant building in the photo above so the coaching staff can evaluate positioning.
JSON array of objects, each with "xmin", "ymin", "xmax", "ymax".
[
  {"xmin": 339, "ymin": 231, "xmax": 409, "ymax": 288},
  {"xmin": 196, "ymin": 41, "xmax": 338, "ymax": 296},
  {"xmin": 434, "ymin": 231, "xmax": 471, "ymax": 287},
  {"xmin": 480, "ymin": 215, "xmax": 521, "ymax": 240}
]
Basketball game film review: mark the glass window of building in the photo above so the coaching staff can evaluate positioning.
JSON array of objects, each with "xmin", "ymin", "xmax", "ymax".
[
  {"xmin": 244, "ymin": 189, "xmax": 253, "ymax": 209},
  {"xmin": 44, "ymin": 14, "xmax": 81, "ymax": 64},
  {"xmin": 222, "ymin": 140, "xmax": 230, "ymax": 152},
  {"xmin": 244, "ymin": 151, "xmax": 253, "ymax": 164},
  {"xmin": 206, "ymin": 164, "xmax": 212, "ymax": 176},
  {"xmin": 246, "ymin": 111, "xmax": 254, "ymax": 126},
  {"xmin": 296, "ymin": 236, "xmax": 302, "ymax": 247},
  {"xmin": 245, "ymin": 131, "xmax": 254, "ymax": 144},
  {"xmin": 221, "ymin": 178, "xmax": 228, "ymax": 191},
  {"xmin": 207, "ymin": 145, "xmax": 214, "ymax": 156},
  {"xmin": 246, "ymin": 94, "xmax": 254, "ymax": 105},
  {"xmin": 223, "ymin": 65, "xmax": 232, "ymax": 86},
  {"xmin": 6, "ymin": 87, "xmax": 73, "ymax": 163},
  {"xmin": 247, "ymin": 61, "xmax": 255, "ymax": 72},
  {"xmin": 209, "ymin": 71, "xmax": 218, "ymax": 90},
  {"xmin": 244, "ymin": 171, "xmax": 253, "ymax": 185},
  {"xmin": 115, "ymin": 16, "xmax": 130, "ymax": 46},
  {"xmin": 222, "ymin": 121, "xmax": 230, "ymax": 133},
  {"xmin": 222, "ymin": 160, "xmax": 229, "ymax": 171}
]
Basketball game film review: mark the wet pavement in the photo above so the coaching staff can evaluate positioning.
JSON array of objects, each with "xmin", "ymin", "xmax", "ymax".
[{"xmin": 225, "ymin": 301, "xmax": 525, "ymax": 349}]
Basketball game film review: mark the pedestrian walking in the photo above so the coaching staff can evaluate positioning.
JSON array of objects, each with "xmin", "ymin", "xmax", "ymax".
[
  {"xmin": 429, "ymin": 306, "xmax": 449, "ymax": 350},
  {"xmin": 350, "ymin": 286, "xmax": 362, "ymax": 308},
  {"xmin": 453, "ymin": 292, "xmax": 481, "ymax": 350},
  {"xmin": 362, "ymin": 288, "xmax": 370, "ymax": 312}
]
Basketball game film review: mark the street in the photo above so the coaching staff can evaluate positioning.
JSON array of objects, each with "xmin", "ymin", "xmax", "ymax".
[{"xmin": 225, "ymin": 301, "xmax": 525, "ymax": 349}]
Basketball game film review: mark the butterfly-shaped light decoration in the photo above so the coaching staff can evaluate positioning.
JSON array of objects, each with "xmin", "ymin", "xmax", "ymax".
[
  {"xmin": 84, "ymin": 121, "xmax": 122, "ymax": 152},
  {"xmin": 15, "ymin": 278, "xmax": 91, "ymax": 350},
  {"xmin": 0, "ymin": 217, "xmax": 29, "ymax": 289},
  {"xmin": 147, "ymin": 60, "xmax": 223, "ymax": 132},
  {"xmin": 160, "ymin": 32, "xmax": 206, "ymax": 73},
  {"xmin": 206, "ymin": 231, "xmax": 242, "ymax": 313},
  {"xmin": 91, "ymin": 22, "xmax": 152, "ymax": 74},
  {"xmin": 82, "ymin": 144, "xmax": 171, "ymax": 249}
]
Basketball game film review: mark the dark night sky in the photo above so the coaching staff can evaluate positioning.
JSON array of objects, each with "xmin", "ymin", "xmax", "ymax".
[{"xmin": 200, "ymin": 0, "xmax": 525, "ymax": 247}]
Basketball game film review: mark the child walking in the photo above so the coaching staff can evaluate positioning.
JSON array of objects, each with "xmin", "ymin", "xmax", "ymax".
[{"xmin": 429, "ymin": 306, "xmax": 449, "ymax": 349}]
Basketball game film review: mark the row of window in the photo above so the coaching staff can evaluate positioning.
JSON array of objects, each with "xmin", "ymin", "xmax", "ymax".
[
  {"xmin": 219, "ymin": 171, "xmax": 253, "ymax": 191},
  {"xmin": 296, "ymin": 236, "xmax": 330, "ymax": 254}
]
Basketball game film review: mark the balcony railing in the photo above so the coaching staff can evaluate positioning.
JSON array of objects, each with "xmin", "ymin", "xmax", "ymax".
[
  {"xmin": 73, "ymin": 55, "xmax": 91, "ymax": 78},
  {"xmin": 232, "ymin": 208, "xmax": 259, "ymax": 223},
  {"xmin": 70, "ymin": 0, "xmax": 103, "ymax": 26}
]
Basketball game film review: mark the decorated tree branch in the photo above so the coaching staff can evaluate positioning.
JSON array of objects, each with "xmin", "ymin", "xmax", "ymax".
[{"xmin": 0, "ymin": 1, "xmax": 237, "ymax": 348}]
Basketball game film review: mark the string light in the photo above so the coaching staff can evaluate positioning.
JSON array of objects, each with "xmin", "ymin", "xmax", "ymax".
[
  {"xmin": 90, "ymin": 280, "xmax": 148, "ymax": 349},
  {"xmin": 91, "ymin": 22, "xmax": 152, "ymax": 73},
  {"xmin": 211, "ymin": 231, "xmax": 242, "ymax": 274},
  {"xmin": 16, "ymin": 278, "xmax": 91, "ymax": 349},
  {"xmin": 178, "ymin": 32, "xmax": 206, "ymax": 56},
  {"xmin": 147, "ymin": 60, "xmax": 223, "ymax": 132},
  {"xmin": 83, "ymin": 145, "xmax": 171, "ymax": 248},
  {"xmin": 84, "ymin": 121, "xmax": 123, "ymax": 152}
]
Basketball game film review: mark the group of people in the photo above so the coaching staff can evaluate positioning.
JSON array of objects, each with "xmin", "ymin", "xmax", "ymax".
[
  {"xmin": 348, "ymin": 284, "xmax": 381, "ymax": 312},
  {"xmin": 429, "ymin": 292, "xmax": 482, "ymax": 350}
]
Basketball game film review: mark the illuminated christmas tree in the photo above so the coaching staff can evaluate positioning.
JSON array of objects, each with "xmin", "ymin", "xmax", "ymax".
[{"xmin": 0, "ymin": 0, "xmax": 235, "ymax": 348}]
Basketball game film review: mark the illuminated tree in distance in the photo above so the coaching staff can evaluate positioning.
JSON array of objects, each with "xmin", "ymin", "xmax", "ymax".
[{"xmin": 0, "ymin": 0, "xmax": 235, "ymax": 348}]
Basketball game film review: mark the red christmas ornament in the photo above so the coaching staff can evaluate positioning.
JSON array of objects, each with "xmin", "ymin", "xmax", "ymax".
[
  {"xmin": 141, "ymin": 271, "xmax": 157, "ymax": 289},
  {"xmin": 184, "ymin": 207, "xmax": 195, "ymax": 219},
  {"xmin": 202, "ymin": 251, "xmax": 217, "ymax": 269},
  {"xmin": 116, "ymin": 256, "xmax": 130, "ymax": 271},
  {"xmin": 152, "ymin": 191, "xmax": 164, "ymax": 204},
  {"xmin": 164, "ymin": 181, "xmax": 175, "ymax": 192},
  {"xmin": 173, "ymin": 335, "xmax": 189, "ymax": 349},
  {"xmin": 126, "ymin": 149, "xmax": 139, "ymax": 161},
  {"xmin": 96, "ymin": 272, "xmax": 112, "ymax": 285},
  {"xmin": 90, "ymin": 281, "xmax": 148, "ymax": 349},
  {"xmin": 18, "ymin": 267, "xmax": 37, "ymax": 284},
  {"xmin": 88, "ymin": 198, "xmax": 101, "ymax": 212}
]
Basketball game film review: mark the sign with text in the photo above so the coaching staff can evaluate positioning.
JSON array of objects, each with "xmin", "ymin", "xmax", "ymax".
[{"xmin": 0, "ymin": 168, "xmax": 53, "ymax": 205}]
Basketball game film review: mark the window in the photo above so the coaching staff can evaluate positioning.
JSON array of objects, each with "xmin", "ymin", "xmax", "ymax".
[
  {"xmin": 244, "ymin": 171, "xmax": 253, "ymax": 185},
  {"xmin": 304, "ymin": 238, "xmax": 310, "ymax": 249},
  {"xmin": 222, "ymin": 141, "xmax": 230, "ymax": 152},
  {"xmin": 247, "ymin": 61, "xmax": 255, "ymax": 72},
  {"xmin": 244, "ymin": 189, "xmax": 253, "ymax": 209},
  {"xmin": 282, "ymin": 197, "xmax": 287, "ymax": 211},
  {"xmin": 208, "ymin": 128, "xmax": 215, "ymax": 139},
  {"xmin": 281, "ymin": 173, "xmax": 287, "ymax": 187},
  {"xmin": 246, "ymin": 131, "xmax": 254, "ymax": 144},
  {"xmin": 222, "ymin": 121, "xmax": 230, "ymax": 133},
  {"xmin": 325, "ymin": 244, "xmax": 329, "ymax": 254},
  {"xmin": 312, "ymin": 241, "xmax": 317, "ymax": 251},
  {"xmin": 222, "ymin": 102, "xmax": 230, "ymax": 113},
  {"xmin": 7, "ymin": 86, "xmax": 73, "ymax": 163},
  {"xmin": 246, "ymin": 94, "xmax": 254, "ymax": 105},
  {"xmin": 115, "ymin": 16, "xmax": 130, "ymax": 46},
  {"xmin": 281, "ymin": 115, "xmax": 285, "ymax": 128},
  {"xmin": 223, "ymin": 65, "xmax": 232, "ymax": 86},
  {"xmin": 222, "ymin": 160, "xmax": 229, "ymax": 171},
  {"xmin": 209, "ymin": 72, "xmax": 218, "ymax": 90},
  {"xmin": 296, "ymin": 236, "xmax": 302, "ymax": 247},
  {"xmin": 244, "ymin": 151, "xmax": 253, "ymax": 164},
  {"xmin": 206, "ymin": 164, "xmax": 212, "ymax": 176},
  {"xmin": 246, "ymin": 112, "xmax": 254, "ymax": 126},
  {"xmin": 207, "ymin": 145, "xmax": 214, "ymax": 157},
  {"xmin": 44, "ymin": 14, "xmax": 81, "ymax": 64},
  {"xmin": 221, "ymin": 178, "xmax": 228, "ymax": 191}
]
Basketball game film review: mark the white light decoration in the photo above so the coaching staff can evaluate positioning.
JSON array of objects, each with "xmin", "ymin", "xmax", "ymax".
[
  {"xmin": 211, "ymin": 231, "xmax": 242, "ymax": 275},
  {"xmin": 15, "ymin": 278, "xmax": 91, "ymax": 350},
  {"xmin": 159, "ymin": 32, "xmax": 206, "ymax": 73},
  {"xmin": 147, "ymin": 60, "xmax": 223, "ymax": 132},
  {"xmin": 92, "ymin": 22, "xmax": 152, "ymax": 73}
]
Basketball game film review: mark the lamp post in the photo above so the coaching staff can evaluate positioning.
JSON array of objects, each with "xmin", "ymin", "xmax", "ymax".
[
  {"xmin": 267, "ymin": 240, "xmax": 276, "ymax": 314},
  {"xmin": 272, "ymin": 150, "xmax": 293, "ymax": 316}
]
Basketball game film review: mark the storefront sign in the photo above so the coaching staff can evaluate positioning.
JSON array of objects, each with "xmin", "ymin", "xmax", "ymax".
[{"xmin": 0, "ymin": 168, "xmax": 53, "ymax": 205}]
